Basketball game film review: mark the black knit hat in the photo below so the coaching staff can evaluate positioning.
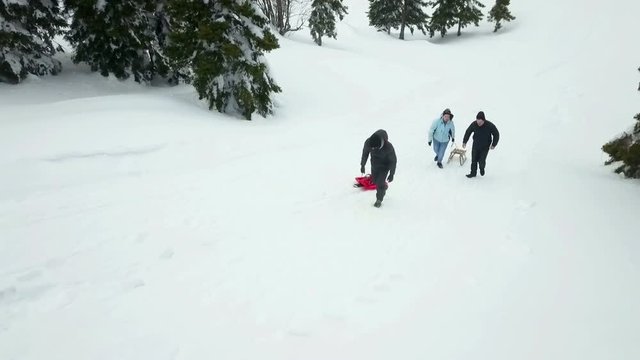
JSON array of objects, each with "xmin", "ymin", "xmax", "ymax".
[{"xmin": 476, "ymin": 111, "xmax": 486, "ymax": 121}]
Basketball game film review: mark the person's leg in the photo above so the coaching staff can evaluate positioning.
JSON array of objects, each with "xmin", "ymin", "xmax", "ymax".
[
  {"xmin": 374, "ymin": 169, "xmax": 389, "ymax": 203},
  {"xmin": 432, "ymin": 142, "xmax": 438, "ymax": 161},
  {"xmin": 468, "ymin": 147, "xmax": 479, "ymax": 176},
  {"xmin": 478, "ymin": 148, "xmax": 489, "ymax": 175},
  {"xmin": 436, "ymin": 140, "xmax": 448, "ymax": 164}
]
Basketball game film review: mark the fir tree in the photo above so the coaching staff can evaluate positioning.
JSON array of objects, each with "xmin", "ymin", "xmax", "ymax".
[
  {"xmin": 455, "ymin": 0, "xmax": 485, "ymax": 36},
  {"xmin": 368, "ymin": 0, "xmax": 402, "ymax": 35},
  {"xmin": 166, "ymin": 0, "xmax": 281, "ymax": 120},
  {"xmin": 398, "ymin": 0, "xmax": 429, "ymax": 40},
  {"xmin": 309, "ymin": 0, "xmax": 348, "ymax": 46},
  {"xmin": 428, "ymin": 0, "xmax": 457, "ymax": 38},
  {"xmin": 0, "ymin": 0, "xmax": 65, "ymax": 84},
  {"xmin": 602, "ymin": 67, "xmax": 640, "ymax": 178},
  {"xmin": 487, "ymin": 0, "xmax": 515, "ymax": 32},
  {"xmin": 147, "ymin": 1, "xmax": 186, "ymax": 84},
  {"xmin": 65, "ymin": 0, "xmax": 172, "ymax": 83}
]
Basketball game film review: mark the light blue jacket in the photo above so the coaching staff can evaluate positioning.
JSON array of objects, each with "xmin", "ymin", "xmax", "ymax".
[{"xmin": 428, "ymin": 117, "xmax": 455, "ymax": 143}]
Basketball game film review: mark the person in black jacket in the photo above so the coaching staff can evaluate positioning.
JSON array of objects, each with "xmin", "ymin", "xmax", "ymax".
[
  {"xmin": 462, "ymin": 111, "xmax": 500, "ymax": 178},
  {"xmin": 360, "ymin": 129, "xmax": 397, "ymax": 207}
]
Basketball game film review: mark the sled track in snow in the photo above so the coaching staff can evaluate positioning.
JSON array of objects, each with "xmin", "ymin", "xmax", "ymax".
[{"xmin": 44, "ymin": 144, "xmax": 167, "ymax": 162}]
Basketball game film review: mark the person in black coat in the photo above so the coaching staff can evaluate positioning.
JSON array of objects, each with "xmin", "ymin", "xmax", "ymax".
[
  {"xmin": 462, "ymin": 111, "xmax": 500, "ymax": 178},
  {"xmin": 360, "ymin": 129, "xmax": 397, "ymax": 207}
]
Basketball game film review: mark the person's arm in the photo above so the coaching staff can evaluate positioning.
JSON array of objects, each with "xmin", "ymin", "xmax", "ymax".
[
  {"xmin": 427, "ymin": 119, "xmax": 437, "ymax": 144},
  {"xmin": 462, "ymin": 123, "xmax": 474, "ymax": 147},
  {"xmin": 360, "ymin": 139, "xmax": 370, "ymax": 173},
  {"xmin": 491, "ymin": 123, "xmax": 500, "ymax": 148},
  {"xmin": 450, "ymin": 122, "xmax": 456, "ymax": 142},
  {"xmin": 388, "ymin": 146, "xmax": 397, "ymax": 181}
]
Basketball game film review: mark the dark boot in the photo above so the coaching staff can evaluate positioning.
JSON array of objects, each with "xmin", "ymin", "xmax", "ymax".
[
  {"xmin": 374, "ymin": 200, "xmax": 382, "ymax": 207},
  {"xmin": 466, "ymin": 173, "xmax": 476, "ymax": 178},
  {"xmin": 437, "ymin": 162, "xmax": 443, "ymax": 169},
  {"xmin": 480, "ymin": 168, "xmax": 485, "ymax": 176}
]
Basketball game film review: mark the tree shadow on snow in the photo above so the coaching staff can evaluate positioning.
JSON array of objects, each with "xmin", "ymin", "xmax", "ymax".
[
  {"xmin": 425, "ymin": 23, "xmax": 520, "ymax": 45},
  {"xmin": 277, "ymin": 29, "xmax": 358, "ymax": 54}
]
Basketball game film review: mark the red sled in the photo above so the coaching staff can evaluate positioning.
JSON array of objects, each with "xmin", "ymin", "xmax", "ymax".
[{"xmin": 353, "ymin": 175, "xmax": 387, "ymax": 190}]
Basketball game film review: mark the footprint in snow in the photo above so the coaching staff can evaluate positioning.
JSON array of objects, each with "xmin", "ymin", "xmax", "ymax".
[
  {"xmin": 123, "ymin": 279, "xmax": 146, "ymax": 291},
  {"xmin": 136, "ymin": 233, "xmax": 149, "ymax": 243},
  {"xmin": 16, "ymin": 269, "xmax": 43, "ymax": 282},
  {"xmin": 373, "ymin": 283, "xmax": 391, "ymax": 293},
  {"xmin": 45, "ymin": 258, "xmax": 65, "ymax": 269},
  {"xmin": 389, "ymin": 273, "xmax": 404, "ymax": 281},
  {"xmin": 160, "ymin": 249, "xmax": 174, "ymax": 260},
  {"xmin": 287, "ymin": 329, "xmax": 312, "ymax": 337},
  {"xmin": 0, "ymin": 286, "xmax": 17, "ymax": 302},
  {"xmin": 516, "ymin": 200, "xmax": 537, "ymax": 211},
  {"xmin": 355, "ymin": 295, "xmax": 377, "ymax": 304}
]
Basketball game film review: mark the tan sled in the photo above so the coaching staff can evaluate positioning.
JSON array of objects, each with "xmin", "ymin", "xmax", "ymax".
[{"xmin": 447, "ymin": 146, "xmax": 467, "ymax": 166}]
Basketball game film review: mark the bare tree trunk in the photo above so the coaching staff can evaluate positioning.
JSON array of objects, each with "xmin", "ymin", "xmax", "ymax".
[
  {"xmin": 284, "ymin": 0, "xmax": 292, "ymax": 33},
  {"xmin": 399, "ymin": 0, "xmax": 407, "ymax": 39},
  {"xmin": 457, "ymin": 19, "xmax": 462, "ymax": 36},
  {"xmin": 265, "ymin": 0, "xmax": 274, "ymax": 23},
  {"xmin": 276, "ymin": 0, "xmax": 284, "ymax": 34},
  {"xmin": 260, "ymin": 0, "xmax": 307, "ymax": 35},
  {"xmin": 257, "ymin": 0, "xmax": 273, "ymax": 24}
]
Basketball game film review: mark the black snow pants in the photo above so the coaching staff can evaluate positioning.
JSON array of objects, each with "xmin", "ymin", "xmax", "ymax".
[
  {"xmin": 470, "ymin": 147, "xmax": 490, "ymax": 175},
  {"xmin": 372, "ymin": 167, "xmax": 389, "ymax": 201}
]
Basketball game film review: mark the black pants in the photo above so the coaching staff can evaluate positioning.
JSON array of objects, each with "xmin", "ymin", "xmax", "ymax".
[
  {"xmin": 371, "ymin": 167, "xmax": 389, "ymax": 201},
  {"xmin": 470, "ymin": 147, "xmax": 489, "ymax": 175}
]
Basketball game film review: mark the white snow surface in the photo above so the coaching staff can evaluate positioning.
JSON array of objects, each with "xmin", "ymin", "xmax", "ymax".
[
  {"xmin": 4, "ymin": 0, "xmax": 29, "ymax": 6},
  {"xmin": 95, "ymin": 0, "xmax": 107, "ymax": 11},
  {"xmin": 1, "ymin": 0, "xmax": 640, "ymax": 359}
]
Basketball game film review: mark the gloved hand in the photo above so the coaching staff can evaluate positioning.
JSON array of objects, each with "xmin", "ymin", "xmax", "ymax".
[
  {"xmin": 387, "ymin": 174, "xmax": 394, "ymax": 182},
  {"xmin": 360, "ymin": 165, "xmax": 365, "ymax": 174},
  {"xmin": 428, "ymin": 141, "xmax": 432, "ymax": 146},
  {"xmin": 451, "ymin": 138, "xmax": 455, "ymax": 143},
  {"xmin": 462, "ymin": 143, "xmax": 467, "ymax": 149},
  {"xmin": 490, "ymin": 145, "xmax": 495, "ymax": 150}
]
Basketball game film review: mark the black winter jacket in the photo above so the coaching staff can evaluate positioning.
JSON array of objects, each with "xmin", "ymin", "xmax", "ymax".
[
  {"xmin": 462, "ymin": 120, "xmax": 500, "ymax": 149},
  {"xmin": 361, "ymin": 129, "xmax": 397, "ymax": 176}
]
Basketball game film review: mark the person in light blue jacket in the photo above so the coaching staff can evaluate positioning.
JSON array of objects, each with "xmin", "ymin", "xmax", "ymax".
[{"xmin": 428, "ymin": 108, "xmax": 456, "ymax": 168}]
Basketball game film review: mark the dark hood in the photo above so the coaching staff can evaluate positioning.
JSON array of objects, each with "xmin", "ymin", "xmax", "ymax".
[{"xmin": 369, "ymin": 129, "xmax": 388, "ymax": 149}]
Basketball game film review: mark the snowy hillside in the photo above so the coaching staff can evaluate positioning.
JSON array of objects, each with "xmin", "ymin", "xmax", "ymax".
[{"xmin": 1, "ymin": 0, "xmax": 639, "ymax": 359}]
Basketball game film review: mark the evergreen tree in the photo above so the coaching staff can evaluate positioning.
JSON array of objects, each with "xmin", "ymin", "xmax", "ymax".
[
  {"xmin": 368, "ymin": 0, "xmax": 402, "ymax": 35},
  {"xmin": 398, "ymin": 0, "xmax": 429, "ymax": 40},
  {"xmin": 308, "ymin": 0, "xmax": 348, "ymax": 46},
  {"xmin": 428, "ymin": 0, "xmax": 457, "ymax": 38},
  {"xmin": 0, "ymin": 0, "xmax": 65, "ymax": 84},
  {"xmin": 602, "ymin": 67, "xmax": 640, "ymax": 178},
  {"xmin": 147, "ymin": 1, "xmax": 186, "ymax": 84},
  {"xmin": 454, "ymin": 0, "xmax": 485, "ymax": 36},
  {"xmin": 487, "ymin": 0, "xmax": 515, "ymax": 32},
  {"xmin": 65, "ymin": 0, "xmax": 172, "ymax": 83},
  {"xmin": 166, "ymin": 0, "xmax": 281, "ymax": 120}
]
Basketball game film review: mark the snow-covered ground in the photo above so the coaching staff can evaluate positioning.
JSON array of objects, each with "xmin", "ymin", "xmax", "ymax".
[{"xmin": 1, "ymin": 0, "xmax": 639, "ymax": 359}]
